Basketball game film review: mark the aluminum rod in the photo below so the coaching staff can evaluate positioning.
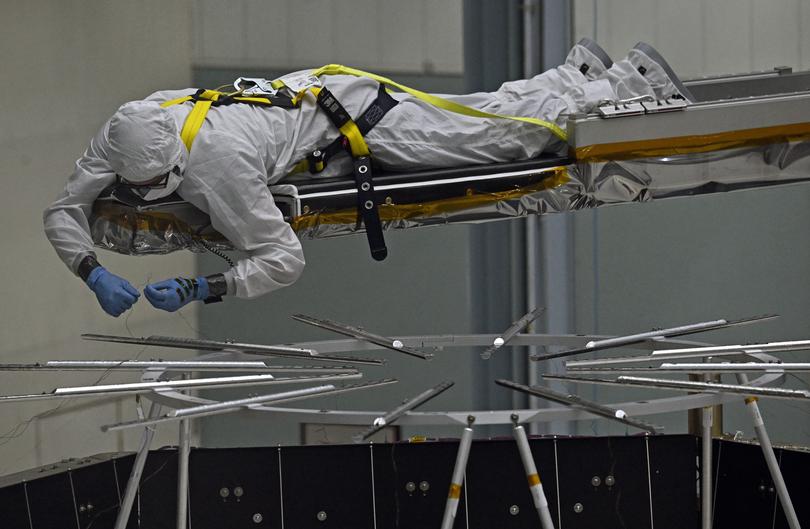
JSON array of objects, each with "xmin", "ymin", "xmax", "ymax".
[
  {"xmin": 0, "ymin": 373, "xmax": 362, "ymax": 403},
  {"xmin": 495, "ymin": 379, "xmax": 659, "ymax": 433},
  {"xmin": 736, "ymin": 373, "xmax": 800, "ymax": 529},
  {"xmin": 176, "ymin": 414, "xmax": 191, "ymax": 529},
  {"xmin": 545, "ymin": 375, "xmax": 810, "ymax": 400},
  {"xmin": 481, "ymin": 307, "xmax": 545, "ymax": 359},
  {"xmin": 355, "ymin": 380, "xmax": 454, "ymax": 441},
  {"xmin": 651, "ymin": 340, "xmax": 810, "ymax": 356},
  {"xmin": 512, "ymin": 417, "xmax": 555, "ymax": 529},
  {"xmin": 567, "ymin": 350, "xmax": 756, "ymax": 368},
  {"xmin": 0, "ymin": 361, "xmax": 359, "ymax": 373},
  {"xmin": 440, "ymin": 419, "xmax": 475, "ymax": 529},
  {"xmin": 291, "ymin": 314, "xmax": 433, "ymax": 360},
  {"xmin": 624, "ymin": 362, "xmax": 809, "ymax": 373},
  {"xmin": 82, "ymin": 333, "xmax": 385, "ymax": 365},
  {"xmin": 113, "ymin": 401, "xmax": 161, "ymax": 529},
  {"xmin": 530, "ymin": 315, "xmax": 778, "ymax": 361},
  {"xmin": 102, "ymin": 380, "xmax": 398, "ymax": 432},
  {"xmin": 701, "ymin": 402, "xmax": 713, "ymax": 529}
]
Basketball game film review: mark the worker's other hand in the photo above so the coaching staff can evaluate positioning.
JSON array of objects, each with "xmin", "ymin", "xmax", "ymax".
[
  {"xmin": 144, "ymin": 277, "xmax": 209, "ymax": 312},
  {"xmin": 86, "ymin": 267, "xmax": 140, "ymax": 317}
]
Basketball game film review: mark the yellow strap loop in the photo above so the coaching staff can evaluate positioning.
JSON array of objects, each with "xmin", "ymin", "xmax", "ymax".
[{"xmin": 310, "ymin": 64, "xmax": 568, "ymax": 142}]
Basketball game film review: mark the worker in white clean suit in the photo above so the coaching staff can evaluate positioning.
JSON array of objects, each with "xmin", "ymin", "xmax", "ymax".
[{"xmin": 43, "ymin": 40, "xmax": 690, "ymax": 316}]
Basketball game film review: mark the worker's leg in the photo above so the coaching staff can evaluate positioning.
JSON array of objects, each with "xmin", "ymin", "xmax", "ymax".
[{"xmin": 366, "ymin": 42, "xmax": 617, "ymax": 169}]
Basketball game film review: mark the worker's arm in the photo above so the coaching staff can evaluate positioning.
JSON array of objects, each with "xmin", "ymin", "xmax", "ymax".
[
  {"xmin": 172, "ymin": 130, "xmax": 306, "ymax": 299},
  {"xmin": 42, "ymin": 121, "xmax": 140, "ymax": 316}
]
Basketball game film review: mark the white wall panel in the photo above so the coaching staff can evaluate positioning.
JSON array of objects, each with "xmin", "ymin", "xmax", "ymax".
[
  {"xmin": 245, "ymin": 0, "xmax": 292, "ymax": 67},
  {"xmin": 0, "ymin": 0, "xmax": 196, "ymax": 477},
  {"xmin": 194, "ymin": 0, "xmax": 463, "ymax": 73},
  {"xmin": 752, "ymin": 0, "xmax": 800, "ymax": 71},
  {"xmin": 333, "ymin": 0, "xmax": 382, "ymax": 69},
  {"xmin": 574, "ymin": 0, "xmax": 810, "ymax": 78},
  {"xmin": 424, "ymin": 0, "xmax": 464, "ymax": 72}
]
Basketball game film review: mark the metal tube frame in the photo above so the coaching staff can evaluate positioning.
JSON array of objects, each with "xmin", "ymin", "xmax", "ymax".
[
  {"xmin": 440, "ymin": 417, "xmax": 475, "ymax": 529},
  {"xmin": 113, "ymin": 401, "xmax": 162, "ymax": 529},
  {"xmin": 736, "ymin": 373, "xmax": 800, "ymax": 529},
  {"xmin": 512, "ymin": 415, "xmax": 555, "ymax": 529}
]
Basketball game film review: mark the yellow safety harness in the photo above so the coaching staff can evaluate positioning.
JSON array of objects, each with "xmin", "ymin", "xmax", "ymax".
[{"xmin": 161, "ymin": 65, "xmax": 568, "ymax": 260}]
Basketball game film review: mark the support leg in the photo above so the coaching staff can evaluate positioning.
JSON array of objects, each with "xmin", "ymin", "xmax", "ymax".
[
  {"xmin": 176, "ymin": 417, "xmax": 191, "ymax": 529},
  {"xmin": 114, "ymin": 401, "xmax": 162, "ymax": 529},
  {"xmin": 511, "ymin": 414, "xmax": 555, "ymax": 529},
  {"xmin": 440, "ymin": 416, "xmax": 475, "ymax": 529},
  {"xmin": 736, "ymin": 373, "xmax": 800, "ymax": 529}
]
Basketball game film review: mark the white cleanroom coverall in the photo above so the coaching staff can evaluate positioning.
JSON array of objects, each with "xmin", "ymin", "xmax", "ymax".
[{"xmin": 43, "ymin": 41, "xmax": 666, "ymax": 300}]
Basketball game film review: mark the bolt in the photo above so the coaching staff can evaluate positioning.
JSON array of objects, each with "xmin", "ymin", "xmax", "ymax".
[
  {"xmin": 361, "ymin": 182, "xmax": 371, "ymax": 191},
  {"xmin": 605, "ymin": 475, "xmax": 615, "ymax": 487},
  {"xmin": 419, "ymin": 481, "xmax": 430, "ymax": 492},
  {"xmin": 509, "ymin": 505, "xmax": 520, "ymax": 516},
  {"xmin": 219, "ymin": 487, "xmax": 230, "ymax": 498},
  {"xmin": 405, "ymin": 481, "xmax": 416, "ymax": 493},
  {"xmin": 358, "ymin": 165, "xmax": 368, "ymax": 174},
  {"xmin": 234, "ymin": 486, "xmax": 244, "ymax": 497},
  {"xmin": 79, "ymin": 505, "xmax": 87, "ymax": 513},
  {"xmin": 364, "ymin": 200, "xmax": 374, "ymax": 210},
  {"xmin": 317, "ymin": 511, "xmax": 327, "ymax": 522},
  {"xmin": 574, "ymin": 502, "xmax": 584, "ymax": 514},
  {"xmin": 591, "ymin": 476, "xmax": 601, "ymax": 487},
  {"xmin": 252, "ymin": 513, "xmax": 263, "ymax": 524}
]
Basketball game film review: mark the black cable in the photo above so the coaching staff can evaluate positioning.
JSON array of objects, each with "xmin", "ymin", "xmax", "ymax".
[{"xmin": 198, "ymin": 238, "xmax": 234, "ymax": 267}]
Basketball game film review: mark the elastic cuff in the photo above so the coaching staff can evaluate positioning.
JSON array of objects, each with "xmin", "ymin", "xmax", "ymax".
[
  {"xmin": 203, "ymin": 273, "xmax": 227, "ymax": 304},
  {"xmin": 86, "ymin": 266, "xmax": 107, "ymax": 289},
  {"xmin": 77, "ymin": 254, "xmax": 102, "ymax": 283}
]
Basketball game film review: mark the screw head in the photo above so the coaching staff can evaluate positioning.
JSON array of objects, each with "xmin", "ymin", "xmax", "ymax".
[
  {"xmin": 317, "ymin": 511, "xmax": 327, "ymax": 522},
  {"xmin": 219, "ymin": 487, "xmax": 230, "ymax": 498},
  {"xmin": 574, "ymin": 502, "xmax": 584, "ymax": 514},
  {"xmin": 234, "ymin": 486, "xmax": 244, "ymax": 497},
  {"xmin": 252, "ymin": 513, "xmax": 263, "ymax": 523},
  {"xmin": 605, "ymin": 475, "xmax": 616, "ymax": 487},
  {"xmin": 509, "ymin": 505, "xmax": 520, "ymax": 516},
  {"xmin": 591, "ymin": 476, "xmax": 601, "ymax": 487},
  {"xmin": 364, "ymin": 200, "xmax": 374, "ymax": 210},
  {"xmin": 419, "ymin": 481, "xmax": 430, "ymax": 492},
  {"xmin": 360, "ymin": 182, "xmax": 371, "ymax": 191},
  {"xmin": 358, "ymin": 165, "xmax": 368, "ymax": 174},
  {"xmin": 405, "ymin": 481, "xmax": 416, "ymax": 493}
]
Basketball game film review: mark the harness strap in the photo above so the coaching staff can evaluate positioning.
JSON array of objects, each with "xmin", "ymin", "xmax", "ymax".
[
  {"xmin": 160, "ymin": 88, "xmax": 295, "ymax": 152},
  {"xmin": 312, "ymin": 86, "xmax": 390, "ymax": 261},
  {"xmin": 295, "ymin": 84, "xmax": 398, "ymax": 174}
]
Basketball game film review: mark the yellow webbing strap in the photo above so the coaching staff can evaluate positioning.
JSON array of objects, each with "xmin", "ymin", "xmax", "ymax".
[
  {"xmin": 160, "ymin": 91, "xmax": 224, "ymax": 151},
  {"xmin": 310, "ymin": 64, "xmax": 568, "ymax": 142}
]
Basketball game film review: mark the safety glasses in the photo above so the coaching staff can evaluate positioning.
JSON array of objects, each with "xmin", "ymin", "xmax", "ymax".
[{"xmin": 117, "ymin": 166, "xmax": 181, "ymax": 189}]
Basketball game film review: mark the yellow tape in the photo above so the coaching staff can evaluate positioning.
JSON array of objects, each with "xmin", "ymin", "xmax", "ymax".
[
  {"xmin": 310, "ymin": 64, "xmax": 567, "ymax": 141},
  {"xmin": 527, "ymin": 473, "xmax": 541, "ymax": 486},
  {"xmin": 744, "ymin": 396, "xmax": 759, "ymax": 404},
  {"xmin": 447, "ymin": 483, "xmax": 462, "ymax": 499},
  {"xmin": 575, "ymin": 121, "xmax": 810, "ymax": 162}
]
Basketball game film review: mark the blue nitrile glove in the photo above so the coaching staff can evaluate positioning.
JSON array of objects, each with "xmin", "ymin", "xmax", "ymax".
[
  {"xmin": 86, "ymin": 266, "xmax": 140, "ymax": 317},
  {"xmin": 144, "ymin": 276, "xmax": 209, "ymax": 312}
]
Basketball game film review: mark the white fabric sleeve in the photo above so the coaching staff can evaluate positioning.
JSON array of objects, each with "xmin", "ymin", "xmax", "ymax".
[
  {"xmin": 43, "ymin": 121, "xmax": 117, "ymax": 274},
  {"xmin": 179, "ymin": 130, "xmax": 306, "ymax": 299}
]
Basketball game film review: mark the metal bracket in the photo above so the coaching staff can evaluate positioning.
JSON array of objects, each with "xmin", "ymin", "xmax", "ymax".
[
  {"xmin": 597, "ymin": 100, "xmax": 647, "ymax": 118},
  {"xmin": 641, "ymin": 96, "xmax": 689, "ymax": 114}
]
